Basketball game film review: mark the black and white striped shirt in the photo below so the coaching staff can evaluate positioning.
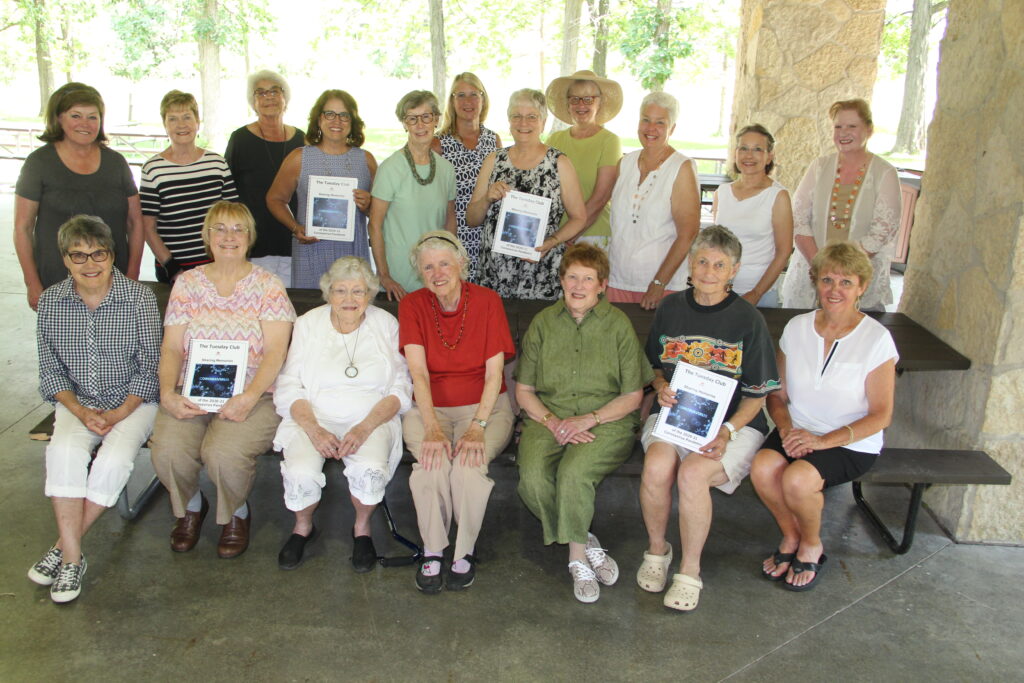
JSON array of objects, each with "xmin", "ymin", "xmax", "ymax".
[
  {"xmin": 140, "ymin": 151, "xmax": 239, "ymax": 267},
  {"xmin": 37, "ymin": 270, "xmax": 162, "ymax": 410}
]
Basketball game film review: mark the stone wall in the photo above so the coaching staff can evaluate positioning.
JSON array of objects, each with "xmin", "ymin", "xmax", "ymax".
[
  {"xmin": 895, "ymin": 0, "xmax": 1024, "ymax": 543},
  {"xmin": 729, "ymin": 0, "xmax": 886, "ymax": 192}
]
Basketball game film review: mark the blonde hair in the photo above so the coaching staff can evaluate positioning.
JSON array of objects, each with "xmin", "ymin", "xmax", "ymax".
[
  {"xmin": 439, "ymin": 72, "xmax": 492, "ymax": 138},
  {"xmin": 202, "ymin": 201, "xmax": 257, "ymax": 258}
]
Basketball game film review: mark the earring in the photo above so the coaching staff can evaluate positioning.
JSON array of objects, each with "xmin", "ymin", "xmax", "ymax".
[
  {"xmin": 855, "ymin": 295, "xmax": 862, "ymax": 310},
  {"xmin": 686, "ymin": 276, "xmax": 693, "ymax": 288},
  {"xmin": 726, "ymin": 279, "xmax": 734, "ymax": 292}
]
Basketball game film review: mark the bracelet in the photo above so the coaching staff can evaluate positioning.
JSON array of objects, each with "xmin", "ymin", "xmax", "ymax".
[
  {"xmin": 592, "ymin": 411, "xmax": 602, "ymax": 425},
  {"xmin": 541, "ymin": 412, "xmax": 554, "ymax": 424},
  {"xmin": 844, "ymin": 425, "xmax": 855, "ymax": 445}
]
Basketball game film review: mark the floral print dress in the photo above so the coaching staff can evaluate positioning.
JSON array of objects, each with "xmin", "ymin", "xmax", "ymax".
[
  {"xmin": 477, "ymin": 147, "xmax": 566, "ymax": 300},
  {"xmin": 439, "ymin": 127, "xmax": 498, "ymax": 279}
]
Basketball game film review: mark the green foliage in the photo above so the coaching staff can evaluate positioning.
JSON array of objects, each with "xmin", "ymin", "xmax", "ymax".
[
  {"xmin": 880, "ymin": 11, "xmax": 912, "ymax": 75},
  {"xmin": 614, "ymin": 3, "xmax": 696, "ymax": 90},
  {"xmin": 109, "ymin": 1, "xmax": 178, "ymax": 82},
  {"xmin": 182, "ymin": 0, "xmax": 275, "ymax": 52}
]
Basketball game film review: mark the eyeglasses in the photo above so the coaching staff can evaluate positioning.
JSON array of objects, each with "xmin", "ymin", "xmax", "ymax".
[
  {"xmin": 568, "ymin": 96, "xmax": 599, "ymax": 106},
  {"xmin": 454, "ymin": 91, "xmax": 481, "ymax": 100},
  {"xmin": 329, "ymin": 287, "xmax": 369, "ymax": 299},
  {"xmin": 403, "ymin": 113, "xmax": 437, "ymax": 126},
  {"xmin": 66, "ymin": 249, "xmax": 110, "ymax": 264},
  {"xmin": 210, "ymin": 224, "xmax": 249, "ymax": 235},
  {"xmin": 254, "ymin": 87, "xmax": 283, "ymax": 99},
  {"xmin": 510, "ymin": 113, "xmax": 541, "ymax": 123},
  {"xmin": 737, "ymin": 145, "xmax": 768, "ymax": 153},
  {"xmin": 321, "ymin": 110, "xmax": 351, "ymax": 121}
]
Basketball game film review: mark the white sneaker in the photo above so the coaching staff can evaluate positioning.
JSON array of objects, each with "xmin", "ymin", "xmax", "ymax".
[
  {"xmin": 585, "ymin": 533, "xmax": 620, "ymax": 586},
  {"xmin": 568, "ymin": 560, "xmax": 600, "ymax": 603},
  {"xmin": 50, "ymin": 555, "xmax": 87, "ymax": 604},
  {"xmin": 28, "ymin": 546, "xmax": 63, "ymax": 586}
]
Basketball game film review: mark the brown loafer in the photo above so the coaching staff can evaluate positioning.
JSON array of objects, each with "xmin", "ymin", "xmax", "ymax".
[
  {"xmin": 218, "ymin": 509, "xmax": 252, "ymax": 559},
  {"xmin": 170, "ymin": 495, "xmax": 209, "ymax": 553}
]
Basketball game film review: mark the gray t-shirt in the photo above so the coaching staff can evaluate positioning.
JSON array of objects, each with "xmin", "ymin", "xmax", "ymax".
[{"xmin": 16, "ymin": 144, "xmax": 138, "ymax": 288}]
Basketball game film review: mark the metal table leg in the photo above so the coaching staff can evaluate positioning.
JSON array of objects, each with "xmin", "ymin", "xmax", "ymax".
[{"xmin": 852, "ymin": 481, "xmax": 926, "ymax": 555}]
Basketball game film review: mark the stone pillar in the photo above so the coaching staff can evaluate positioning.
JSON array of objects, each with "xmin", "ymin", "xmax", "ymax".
[
  {"xmin": 729, "ymin": 0, "xmax": 886, "ymax": 192},
  {"xmin": 894, "ymin": 0, "xmax": 1024, "ymax": 543}
]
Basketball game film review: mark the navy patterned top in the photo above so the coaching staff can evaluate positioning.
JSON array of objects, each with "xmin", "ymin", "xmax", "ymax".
[{"xmin": 438, "ymin": 127, "xmax": 499, "ymax": 280}]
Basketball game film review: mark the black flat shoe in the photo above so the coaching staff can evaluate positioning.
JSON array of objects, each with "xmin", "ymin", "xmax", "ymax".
[
  {"xmin": 278, "ymin": 526, "xmax": 318, "ymax": 570},
  {"xmin": 351, "ymin": 533, "xmax": 377, "ymax": 573},
  {"xmin": 445, "ymin": 554, "xmax": 477, "ymax": 591},
  {"xmin": 415, "ymin": 558, "xmax": 443, "ymax": 594}
]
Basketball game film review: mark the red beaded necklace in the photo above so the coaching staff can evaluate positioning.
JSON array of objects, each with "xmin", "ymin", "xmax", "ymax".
[{"xmin": 430, "ymin": 287, "xmax": 469, "ymax": 350}]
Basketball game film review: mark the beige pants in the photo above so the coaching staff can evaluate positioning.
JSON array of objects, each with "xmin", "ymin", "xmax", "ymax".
[
  {"xmin": 150, "ymin": 393, "xmax": 281, "ymax": 525},
  {"xmin": 402, "ymin": 393, "xmax": 514, "ymax": 560}
]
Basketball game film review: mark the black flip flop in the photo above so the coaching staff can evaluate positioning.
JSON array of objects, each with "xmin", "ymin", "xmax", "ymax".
[
  {"xmin": 785, "ymin": 554, "xmax": 827, "ymax": 592},
  {"xmin": 761, "ymin": 550, "xmax": 796, "ymax": 582}
]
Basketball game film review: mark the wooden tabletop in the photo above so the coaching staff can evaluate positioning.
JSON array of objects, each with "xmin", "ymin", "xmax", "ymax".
[{"xmin": 144, "ymin": 283, "xmax": 970, "ymax": 373}]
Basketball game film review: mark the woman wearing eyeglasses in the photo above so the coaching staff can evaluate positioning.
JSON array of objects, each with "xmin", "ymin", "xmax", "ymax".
[
  {"xmin": 267, "ymin": 90, "xmax": 376, "ymax": 289},
  {"xmin": 369, "ymin": 91, "xmax": 457, "ymax": 300},
  {"xmin": 468, "ymin": 89, "xmax": 587, "ymax": 300},
  {"xmin": 29, "ymin": 216, "xmax": 160, "ymax": 603},
  {"xmin": 432, "ymin": 73, "xmax": 503, "ymax": 279},
  {"xmin": 224, "ymin": 70, "xmax": 305, "ymax": 286},
  {"xmin": 150, "ymin": 201, "xmax": 296, "ymax": 559}
]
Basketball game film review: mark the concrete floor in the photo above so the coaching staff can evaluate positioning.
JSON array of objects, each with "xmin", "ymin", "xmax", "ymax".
[{"xmin": 1, "ymin": 190, "xmax": 1021, "ymax": 681}]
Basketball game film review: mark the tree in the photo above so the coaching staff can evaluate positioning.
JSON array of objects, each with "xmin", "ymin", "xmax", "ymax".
[
  {"xmin": 429, "ymin": 0, "xmax": 446, "ymax": 102},
  {"xmin": 586, "ymin": 0, "xmax": 610, "ymax": 77},
  {"xmin": 558, "ymin": 0, "xmax": 583, "ymax": 76},
  {"xmin": 888, "ymin": 0, "xmax": 947, "ymax": 155},
  {"xmin": 614, "ymin": 0, "xmax": 695, "ymax": 92},
  {"xmin": 19, "ymin": 0, "xmax": 56, "ymax": 115},
  {"xmin": 110, "ymin": 0, "xmax": 177, "ymax": 120}
]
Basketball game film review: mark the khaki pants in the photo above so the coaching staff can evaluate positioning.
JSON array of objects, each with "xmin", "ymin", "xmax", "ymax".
[
  {"xmin": 150, "ymin": 393, "xmax": 280, "ymax": 525},
  {"xmin": 402, "ymin": 393, "xmax": 514, "ymax": 560}
]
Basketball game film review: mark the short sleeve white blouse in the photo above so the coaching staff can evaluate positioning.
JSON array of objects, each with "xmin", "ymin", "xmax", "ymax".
[{"xmin": 779, "ymin": 311, "xmax": 898, "ymax": 454}]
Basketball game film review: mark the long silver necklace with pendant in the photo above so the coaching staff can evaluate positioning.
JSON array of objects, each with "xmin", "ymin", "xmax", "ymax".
[{"xmin": 341, "ymin": 323, "xmax": 361, "ymax": 378}]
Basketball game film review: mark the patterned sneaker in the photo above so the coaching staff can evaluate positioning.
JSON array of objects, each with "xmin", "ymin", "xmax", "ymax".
[
  {"xmin": 585, "ymin": 533, "xmax": 620, "ymax": 586},
  {"xmin": 50, "ymin": 556, "xmax": 87, "ymax": 604},
  {"xmin": 568, "ymin": 560, "xmax": 600, "ymax": 603},
  {"xmin": 28, "ymin": 546, "xmax": 63, "ymax": 586}
]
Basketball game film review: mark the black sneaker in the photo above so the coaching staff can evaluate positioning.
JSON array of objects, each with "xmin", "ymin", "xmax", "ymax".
[
  {"xmin": 351, "ymin": 534, "xmax": 377, "ymax": 573},
  {"xmin": 50, "ymin": 555, "xmax": 87, "ymax": 604},
  {"xmin": 28, "ymin": 546, "xmax": 63, "ymax": 586},
  {"xmin": 445, "ymin": 554, "xmax": 476, "ymax": 591},
  {"xmin": 415, "ymin": 558, "xmax": 443, "ymax": 594}
]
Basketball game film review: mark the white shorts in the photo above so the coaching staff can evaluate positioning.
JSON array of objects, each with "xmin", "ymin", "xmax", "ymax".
[{"xmin": 640, "ymin": 413, "xmax": 766, "ymax": 495}]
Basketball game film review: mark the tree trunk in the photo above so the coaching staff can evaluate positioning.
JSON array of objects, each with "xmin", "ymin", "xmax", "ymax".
[
  {"xmin": 60, "ymin": 16, "xmax": 71, "ymax": 82},
  {"xmin": 559, "ymin": 0, "xmax": 583, "ymax": 76},
  {"xmin": 428, "ymin": 0, "xmax": 446, "ymax": 103},
  {"xmin": 650, "ymin": 0, "xmax": 672, "ymax": 92},
  {"xmin": 588, "ymin": 0, "xmax": 609, "ymax": 77},
  {"xmin": 715, "ymin": 49, "xmax": 728, "ymax": 137},
  {"xmin": 891, "ymin": 0, "xmax": 933, "ymax": 155},
  {"xmin": 33, "ymin": 0, "xmax": 55, "ymax": 116},
  {"xmin": 198, "ymin": 0, "xmax": 222, "ymax": 148}
]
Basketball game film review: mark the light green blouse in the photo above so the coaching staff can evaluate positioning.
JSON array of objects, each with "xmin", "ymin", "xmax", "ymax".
[{"xmin": 546, "ymin": 127, "xmax": 622, "ymax": 238}]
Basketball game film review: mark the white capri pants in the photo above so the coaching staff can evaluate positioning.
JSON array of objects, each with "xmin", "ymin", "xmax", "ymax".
[
  {"xmin": 280, "ymin": 421, "xmax": 400, "ymax": 510},
  {"xmin": 45, "ymin": 402, "xmax": 159, "ymax": 507}
]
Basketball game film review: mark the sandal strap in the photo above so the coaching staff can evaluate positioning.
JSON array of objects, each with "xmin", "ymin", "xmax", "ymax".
[
  {"xmin": 671, "ymin": 573, "xmax": 703, "ymax": 589},
  {"xmin": 791, "ymin": 555, "xmax": 827, "ymax": 574}
]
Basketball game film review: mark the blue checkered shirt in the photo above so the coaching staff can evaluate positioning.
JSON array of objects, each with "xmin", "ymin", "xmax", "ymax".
[{"xmin": 37, "ymin": 269, "xmax": 161, "ymax": 409}]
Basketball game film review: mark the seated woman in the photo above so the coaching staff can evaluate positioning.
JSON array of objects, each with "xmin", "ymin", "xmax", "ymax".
[
  {"xmin": 151, "ymin": 201, "xmax": 296, "ymax": 559},
  {"xmin": 752, "ymin": 241, "xmax": 897, "ymax": 591},
  {"xmin": 399, "ymin": 231, "xmax": 516, "ymax": 593},
  {"xmin": 29, "ymin": 216, "xmax": 160, "ymax": 603},
  {"xmin": 638, "ymin": 226, "xmax": 780, "ymax": 612},
  {"xmin": 273, "ymin": 257, "xmax": 412, "ymax": 572},
  {"xmin": 516, "ymin": 243, "xmax": 652, "ymax": 604}
]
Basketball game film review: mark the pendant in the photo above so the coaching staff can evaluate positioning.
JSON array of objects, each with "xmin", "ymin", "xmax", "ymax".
[{"xmin": 345, "ymin": 364, "xmax": 359, "ymax": 378}]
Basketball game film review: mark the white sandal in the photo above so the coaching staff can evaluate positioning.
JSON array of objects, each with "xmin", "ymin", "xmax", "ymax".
[
  {"xmin": 636, "ymin": 544, "xmax": 673, "ymax": 593},
  {"xmin": 663, "ymin": 573, "xmax": 702, "ymax": 612}
]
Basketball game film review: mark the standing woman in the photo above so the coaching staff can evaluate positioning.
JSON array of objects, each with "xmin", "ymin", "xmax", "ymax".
[
  {"xmin": 432, "ymin": 72, "xmax": 502, "ymax": 278},
  {"xmin": 468, "ymin": 89, "xmax": 587, "ymax": 300},
  {"xmin": 544, "ymin": 70, "xmax": 623, "ymax": 249},
  {"xmin": 141, "ymin": 90, "xmax": 238, "ymax": 282},
  {"xmin": 267, "ymin": 90, "xmax": 376, "ymax": 289},
  {"xmin": 712, "ymin": 124, "xmax": 793, "ymax": 307},
  {"xmin": 224, "ymin": 70, "xmax": 305, "ymax": 286},
  {"xmin": 781, "ymin": 99, "xmax": 902, "ymax": 311},
  {"xmin": 15, "ymin": 83, "xmax": 143, "ymax": 310},
  {"xmin": 607, "ymin": 92, "xmax": 701, "ymax": 309},
  {"xmin": 370, "ymin": 91, "xmax": 457, "ymax": 300}
]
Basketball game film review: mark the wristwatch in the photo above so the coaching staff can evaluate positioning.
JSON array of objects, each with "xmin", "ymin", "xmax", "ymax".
[
  {"xmin": 473, "ymin": 418, "xmax": 488, "ymax": 428},
  {"xmin": 651, "ymin": 278, "xmax": 665, "ymax": 287},
  {"xmin": 723, "ymin": 421, "xmax": 738, "ymax": 441}
]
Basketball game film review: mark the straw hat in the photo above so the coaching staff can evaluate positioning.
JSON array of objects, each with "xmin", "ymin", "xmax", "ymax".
[{"xmin": 545, "ymin": 70, "xmax": 623, "ymax": 125}]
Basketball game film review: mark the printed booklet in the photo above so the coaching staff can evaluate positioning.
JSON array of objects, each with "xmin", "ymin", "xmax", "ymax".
[
  {"xmin": 306, "ymin": 175, "xmax": 358, "ymax": 241},
  {"xmin": 182, "ymin": 339, "xmax": 249, "ymax": 412},
  {"xmin": 652, "ymin": 362, "xmax": 737, "ymax": 452},
  {"xmin": 491, "ymin": 190, "xmax": 551, "ymax": 259}
]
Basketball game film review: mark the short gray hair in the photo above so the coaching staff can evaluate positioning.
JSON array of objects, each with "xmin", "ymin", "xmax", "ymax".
[
  {"xmin": 641, "ymin": 91, "xmax": 679, "ymax": 127},
  {"xmin": 319, "ymin": 256, "xmax": 379, "ymax": 301},
  {"xmin": 507, "ymin": 88, "xmax": 547, "ymax": 122},
  {"xmin": 410, "ymin": 231, "xmax": 470, "ymax": 281},
  {"xmin": 690, "ymin": 225, "xmax": 742, "ymax": 265},
  {"xmin": 396, "ymin": 90, "xmax": 440, "ymax": 121},
  {"xmin": 247, "ymin": 70, "xmax": 290, "ymax": 109},
  {"xmin": 58, "ymin": 215, "xmax": 115, "ymax": 256}
]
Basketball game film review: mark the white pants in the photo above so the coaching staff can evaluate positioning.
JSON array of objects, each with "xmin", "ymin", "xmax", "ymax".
[
  {"xmin": 45, "ymin": 402, "xmax": 158, "ymax": 507},
  {"xmin": 280, "ymin": 422, "xmax": 398, "ymax": 510},
  {"xmin": 250, "ymin": 255, "xmax": 292, "ymax": 287}
]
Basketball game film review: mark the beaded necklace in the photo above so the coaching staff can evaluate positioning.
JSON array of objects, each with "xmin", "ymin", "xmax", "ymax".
[
  {"xmin": 403, "ymin": 144, "xmax": 437, "ymax": 186},
  {"xmin": 829, "ymin": 161, "xmax": 867, "ymax": 229},
  {"xmin": 430, "ymin": 288, "xmax": 469, "ymax": 350}
]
